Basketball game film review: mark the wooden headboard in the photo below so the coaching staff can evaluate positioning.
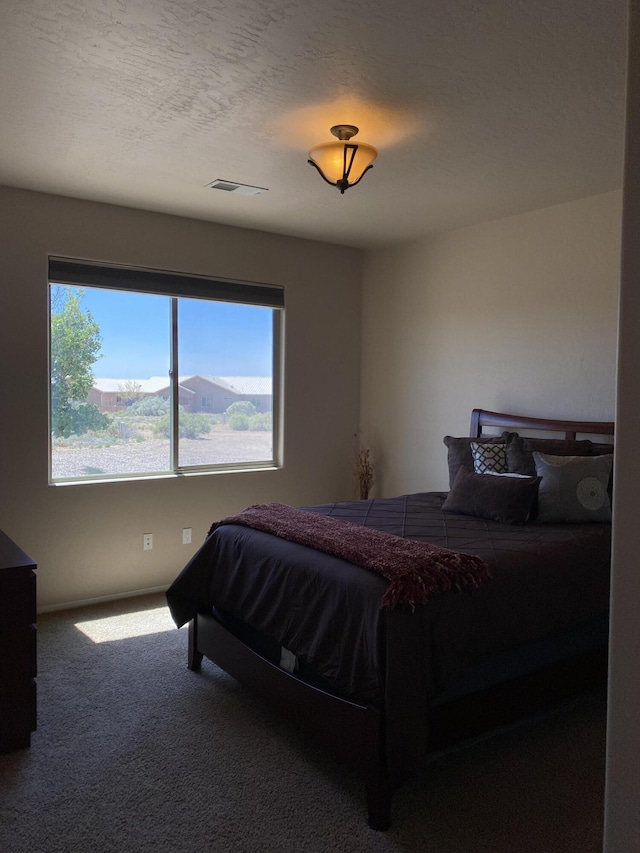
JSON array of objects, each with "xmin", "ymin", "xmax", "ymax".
[{"xmin": 470, "ymin": 408, "xmax": 615, "ymax": 441}]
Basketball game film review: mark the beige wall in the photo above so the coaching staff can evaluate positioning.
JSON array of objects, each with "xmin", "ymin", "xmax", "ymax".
[
  {"xmin": 360, "ymin": 190, "xmax": 621, "ymax": 497},
  {"xmin": 0, "ymin": 187, "xmax": 362, "ymax": 610}
]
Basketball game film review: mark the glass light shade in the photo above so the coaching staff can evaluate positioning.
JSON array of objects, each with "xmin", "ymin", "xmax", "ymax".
[{"xmin": 308, "ymin": 140, "xmax": 378, "ymax": 187}]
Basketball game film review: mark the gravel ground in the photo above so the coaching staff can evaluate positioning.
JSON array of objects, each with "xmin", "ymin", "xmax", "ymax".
[{"xmin": 51, "ymin": 430, "xmax": 273, "ymax": 479}]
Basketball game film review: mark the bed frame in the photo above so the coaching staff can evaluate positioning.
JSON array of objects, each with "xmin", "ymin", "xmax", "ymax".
[{"xmin": 186, "ymin": 409, "xmax": 614, "ymax": 830}]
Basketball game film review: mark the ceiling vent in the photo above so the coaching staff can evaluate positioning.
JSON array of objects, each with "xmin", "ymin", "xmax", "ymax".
[{"xmin": 206, "ymin": 179, "xmax": 268, "ymax": 196}]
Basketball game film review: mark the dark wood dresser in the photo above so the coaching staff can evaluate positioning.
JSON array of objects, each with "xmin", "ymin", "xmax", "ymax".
[{"xmin": 0, "ymin": 529, "xmax": 37, "ymax": 752}]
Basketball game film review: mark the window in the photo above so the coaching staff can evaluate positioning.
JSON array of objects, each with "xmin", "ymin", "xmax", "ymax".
[{"xmin": 48, "ymin": 258, "xmax": 283, "ymax": 483}]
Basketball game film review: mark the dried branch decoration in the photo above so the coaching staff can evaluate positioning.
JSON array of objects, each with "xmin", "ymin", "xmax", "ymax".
[{"xmin": 354, "ymin": 435, "xmax": 374, "ymax": 500}]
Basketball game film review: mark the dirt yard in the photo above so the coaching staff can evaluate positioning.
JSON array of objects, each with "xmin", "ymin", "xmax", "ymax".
[{"xmin": 51, "ymin": 428, "xmax": 273, "ymax": 479}]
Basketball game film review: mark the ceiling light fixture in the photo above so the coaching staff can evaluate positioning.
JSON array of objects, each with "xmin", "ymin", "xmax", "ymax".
[{"xmin": 308, "ymin": 125, "xmax": 377, "ymax": 194}]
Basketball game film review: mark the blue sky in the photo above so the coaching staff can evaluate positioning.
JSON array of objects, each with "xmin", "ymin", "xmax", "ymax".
[{"xmin": 57, "ymin": 285, "xmax": 274, "ymax": 378}]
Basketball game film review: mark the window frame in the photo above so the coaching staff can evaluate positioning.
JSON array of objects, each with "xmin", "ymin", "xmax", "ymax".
[{"xmin": 48, "ymin": 257, "xmax": 284, "ymax": 485}]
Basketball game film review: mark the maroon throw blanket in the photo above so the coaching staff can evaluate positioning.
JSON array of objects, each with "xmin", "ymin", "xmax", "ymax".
[{"xmin": 209, "ymin": 503, "xmax": 490, "ymax": 609}]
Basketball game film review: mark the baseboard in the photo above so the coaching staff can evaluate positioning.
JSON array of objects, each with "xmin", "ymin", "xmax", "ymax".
[{"xmin": 37, "ymin": 584, "xmax": 170, "ymax": 614}]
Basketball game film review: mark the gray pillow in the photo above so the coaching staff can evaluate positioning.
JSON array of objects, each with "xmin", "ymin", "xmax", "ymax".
[
  {"xmin": 442, "ymin": 466, "xmax": 540, "ymax": 525},
  {"xmin": 506, "ymin": 435, "xmax": 595, "ymax": 477},
  {"xmin": 533, "ymin": 452, "xmax": 614, "ymax": 523}
]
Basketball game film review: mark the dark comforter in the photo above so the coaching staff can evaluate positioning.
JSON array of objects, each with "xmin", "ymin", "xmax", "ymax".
[{"xmin": 167, "ymin": 493, "xmax": 610, "ymax": 714}]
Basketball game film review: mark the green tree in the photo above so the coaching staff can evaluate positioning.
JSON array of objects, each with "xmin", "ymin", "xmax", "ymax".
[
  {"xmin": 225, "ymin": 400, "xmax": 257, "ymax": 418},
  {"xmin": 50, "ymin": 287, "xmax": 105, "ymax": 437},
  {"xmin": 228, "ymin": 413, "xmax": 250, "ymax": 431},
  {"xmin": 152, "ymin": 410, "xmax": 212, "ymax": 439},
  {"xmin": 128, "ymin": 395, "xmax": 170, "ymax": 416}
]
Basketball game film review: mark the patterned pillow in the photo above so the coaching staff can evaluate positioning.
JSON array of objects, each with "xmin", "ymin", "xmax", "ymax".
[
  {"xmin": 471, "ymin": 441, "xmax": 508, "ymax": 474},
  {"xmin": 533, "ymin": 452, "xmax": 613, "ymax": 523}
]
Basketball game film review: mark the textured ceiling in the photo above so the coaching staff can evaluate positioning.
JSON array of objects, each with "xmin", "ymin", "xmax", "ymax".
[{"xmin": 0, "ymin": 0, "xmax": 628, "ymax": 249}]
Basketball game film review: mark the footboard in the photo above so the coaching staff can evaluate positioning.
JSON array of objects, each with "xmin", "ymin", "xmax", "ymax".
[{"xmin": 189, "ymin": 611, "xmax": 393, "ymax": 830}]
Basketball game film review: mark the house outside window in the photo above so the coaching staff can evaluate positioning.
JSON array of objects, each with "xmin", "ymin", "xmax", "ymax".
[{"xmin": 48, "ymin": 258, "xmax": 283, "ymax": 483}]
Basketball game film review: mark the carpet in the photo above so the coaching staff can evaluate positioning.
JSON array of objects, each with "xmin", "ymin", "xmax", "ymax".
[{"xmin": 0, "ymin": 594, "xmax": 606, "ymax": 852}]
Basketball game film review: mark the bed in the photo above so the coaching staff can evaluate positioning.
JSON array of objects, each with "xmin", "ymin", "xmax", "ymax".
[{"xmin": 166, "ymin": 409, "xmax": 614, "ymax": 830}]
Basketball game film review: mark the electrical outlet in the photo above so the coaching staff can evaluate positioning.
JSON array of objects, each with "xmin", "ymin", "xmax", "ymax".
[
  {"xmin": 143, "ymin": 533, "xmax": 153, "ymax": 550},
  {"xmin": 182, "ymin": 527, "xmax": 192, "ymax": 545}
]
